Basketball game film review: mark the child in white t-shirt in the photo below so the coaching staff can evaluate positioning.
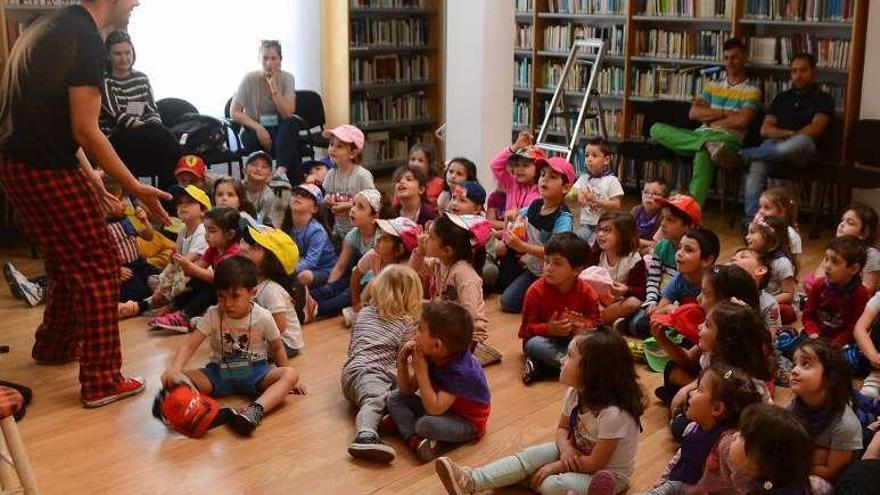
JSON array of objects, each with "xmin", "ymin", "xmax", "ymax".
[
  {"xmin": 570, "ymin": 137, "xmax": 624, "ymax": 245},
  {"xmin": 160, "ymin": 256, "xmax": 301, "ymax": 436}
]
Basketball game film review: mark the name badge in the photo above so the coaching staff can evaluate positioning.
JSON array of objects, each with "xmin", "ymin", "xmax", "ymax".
[
  {"xmin": 259, "ymin": 113, "xmax": 279, "ymax": 127},
  {"xmin": 219, "ymin": 359, "xmax": 253, "ymax": 381},
  {"xmin": 126, "ymin": 101, "xmax": 146, "ymax": 116}
]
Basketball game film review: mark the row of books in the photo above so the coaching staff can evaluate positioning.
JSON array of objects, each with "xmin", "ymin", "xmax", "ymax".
[
  {"xmin": 350, "ymin": 92, "xmax": 429, "ymax": 124},
  {"xmin": 748, "ymin": 36, "xmax": 850, "ymax": 69},
  {"xmin": 350, "ymin": 18, "xmax": 429, "ymax": 48},
  {"xmin": 516, "ymin": 23, "xmax": 533, "ymax": 49},
  {"xmin": 350, "ymin": 55, "xmax": 430, "ymax": 85},
  {"xmin": 543, "ymin": 63, "xmax": 626, "ymax": 96},
  {"xmin": 754, "ymin": 77, "xmax": 845, "ymax": 109},
  {"xmin": 515, "ymin": 0, "xmax": 535, "ymax": 13},
  {"xmin": 539, "ymin": 105, "xmax": 624, "ymax": 139},
  {"xmin": 513, "ymin": 98, "xmax": 531, "ymax": 127},
  {"xmin": 543, "ymin": 24, "xmax": 625, "ymax": 54},
  {"xmin": 632, "ymin": 67, "xmax": 706, "ymax": 100},
  {"xmin": 546, "ymin": 0, "xmax": 626, "ymax": 14},
  {"xmin": 363, "ymin": 131, "xmax": 412, "ymax": 166},
  {"xmin": 637, "ymin": 0, "xmax": 733, "ymax": 17},
  {"xmin": 4, "ymin": 0, "xmax": 76, "ymax": 5},
  {"xmin": 350, "ymin": 0, "xmax": 426, "ymax": 8},
  {"xmin": 515, "ymin": 58, "xmax": 532, "ymax": 87},
  {"xmin": 635, "ymin": 29, "xmax": 730, "ymax": 61},
  {"xmin": 744, "ymin": 0, "xmax": 853, "ymax": 21}
]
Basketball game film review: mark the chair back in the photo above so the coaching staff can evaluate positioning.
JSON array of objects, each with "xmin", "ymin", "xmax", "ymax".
[
  {"xmin": 294, "ymin": 90, "xmax": 327, "ymax": 130},
  {"xmin": 815, "ymin": 116, "xmax": 843, "ymax": 162},
  {"xmin": 642, "ymin": 100, "xmax": 697, "ymax": 138},
  {"xmin": 848, "ymin": 119, "xmax": 880, "ymax": 167},
  {"xmin": 742, "ymin": 111, "xmax": 765, "ymax": 149},
  {"xmin": 157, "ymin": 98, "xmax": 198, "ymax": 128},
  {"xmin": 224, "ymin": 97, "xmax": 242, "ymax": 135}
]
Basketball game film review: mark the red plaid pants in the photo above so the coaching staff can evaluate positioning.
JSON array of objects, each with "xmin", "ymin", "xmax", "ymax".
[{"xmin": 0, "ymin": 158, "xmax": 123, "ymax": 400}]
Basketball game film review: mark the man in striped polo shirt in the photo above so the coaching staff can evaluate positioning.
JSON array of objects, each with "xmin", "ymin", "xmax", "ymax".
[{"xmin": 650, "ymin": 38, "xmax": 761, "ymax": 205}]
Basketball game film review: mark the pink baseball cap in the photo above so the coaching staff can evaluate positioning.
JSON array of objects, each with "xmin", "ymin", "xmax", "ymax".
[
  {"xmin": 544, "ymin": 157, "xmax": 575, "ymax": 184},
  {"xmin": 375, "ymin": 217, "xmax": 421, "ymax": 252},
  {"xmin": 322, "ymin": 124, "xmax": 365, "ymax": 150},
  {"xmin": 445, "ymin": 213, "xmax": 492, "ymax": 248}
]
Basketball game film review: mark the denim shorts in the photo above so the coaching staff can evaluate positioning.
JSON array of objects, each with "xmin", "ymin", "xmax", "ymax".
[{"xmin": 201, "ymin": 360, "xmax": 271, "ymax": 398}]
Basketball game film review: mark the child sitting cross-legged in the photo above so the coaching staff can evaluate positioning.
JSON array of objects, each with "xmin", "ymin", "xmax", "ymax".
[
  {"xmin": 435, "ymin": 329, "xmax": 644, "ymax": 495},
  {"xmin": 344, "ymin": 265, "xmax": 423, "ymax": 464},
  {"xmin": 282, "ymin": 183, "xmax": 338, "ymax": 289},
  {"xmin": 385, "ymin": 301, "xmax": 491, "ymax": 463},
  {"xmin": 160, "ymin": 256, "xmax": 301, "ymax": 436},
  {"xmin": 590, "ymin": 212, "xmax": 647, "ymax": 326},
  {"xmin": 519, "ymin": 232, "xmax": 601, "ymax": 385}
]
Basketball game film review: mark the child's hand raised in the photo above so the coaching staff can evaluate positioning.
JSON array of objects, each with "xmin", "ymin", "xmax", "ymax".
[{"xmin": 512, "ymin": 131, "xmax": 534, "ymax": 152}]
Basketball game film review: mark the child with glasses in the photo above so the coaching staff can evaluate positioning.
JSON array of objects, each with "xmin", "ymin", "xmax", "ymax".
[{"xmin": 631, "ymin": 178, "xmax": 670, "ymax": 255}]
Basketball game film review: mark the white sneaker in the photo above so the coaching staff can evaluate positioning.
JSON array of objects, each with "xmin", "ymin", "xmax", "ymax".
[
  {"xmin": 861, "ymin": 371, "xmax": 880, "ymax": 399},
  {"xmin": 342, "ymin": 307, "xmax": 355, "ymax": 327}
]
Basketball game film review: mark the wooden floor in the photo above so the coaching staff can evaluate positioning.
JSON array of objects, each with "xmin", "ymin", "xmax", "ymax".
[{"xmin": 0, "ymin": 207, "xmax": 823, "ymax": 495}]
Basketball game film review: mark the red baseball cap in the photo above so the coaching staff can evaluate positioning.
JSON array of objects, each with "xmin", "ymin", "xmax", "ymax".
[
  {"xmin": 155, "ymin": 385, "xmax": 221, "ymax": 439},
  {"xmin": 508, "ymin": 146, "xmax": 549, "ymax": 171},
  {"xmin": 174, "ymin": 155, "xmax": 207, "ymax": 180},
  {"xmin": 544, "ymin": 157, "xmax": 575, "ymax": 184},
  {"xmin": 651, "ymin": 302, "xmax": 706, "ymax": 343},
  {"xmin": 654, "ymin": 194, "xmax": 702, "ymax": 226}
]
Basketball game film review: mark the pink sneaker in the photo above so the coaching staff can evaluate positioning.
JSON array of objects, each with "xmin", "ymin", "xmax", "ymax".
[
  {"xmin": 586, "ymin": 469, "xmax": 617, "ymax": 495},
  {"xmin": 82, "ymin": 377, "xmax": 145, "ymax": 408},
  {"xmin": 150, "ymin": 310, "xmax": 191, "ymax": 333}
]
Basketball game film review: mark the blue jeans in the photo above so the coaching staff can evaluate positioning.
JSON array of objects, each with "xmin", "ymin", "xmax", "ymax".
[
  {"xmin": 524, "ymin": 336, "xmax": 570, "ymax": 378},
  {"xmin": 240, "ymin": 117, "xmax": 303, "ymax": 185},
  {"xmin": 310, "ymin": 277, "xmax": 351, "ymax": 318},
  {"xmin": 385, "ymin": 390, "xmax": 475, "ymax": 443},
  {"xmin": 500, "ymin": 270, "xmax": 538, "ymax": 313},
  {"xmin": 742, "ymin": 135, "xmax": 817, "ymax": 218}
]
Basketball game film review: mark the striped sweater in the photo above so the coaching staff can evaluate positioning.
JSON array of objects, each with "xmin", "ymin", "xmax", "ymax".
[{"xmin": 100, "ymin": 70, "xmax": 162, "ymax": 135}]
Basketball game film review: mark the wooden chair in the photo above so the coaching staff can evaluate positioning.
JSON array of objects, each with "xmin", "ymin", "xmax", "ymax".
[{"xmin": 0, "ymin": 387, "xmax": 38, "ymax": 494}]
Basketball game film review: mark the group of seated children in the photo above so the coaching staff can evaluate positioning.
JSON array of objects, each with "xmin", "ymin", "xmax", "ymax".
[{"xmin": 11, "ymin": 122, "xmax": 880, "ymax": 495}]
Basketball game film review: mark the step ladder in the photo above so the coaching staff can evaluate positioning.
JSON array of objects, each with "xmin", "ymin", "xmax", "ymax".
[{"xmin": 535, "ymin": 38, "xmax": 608, "ymax": 163}]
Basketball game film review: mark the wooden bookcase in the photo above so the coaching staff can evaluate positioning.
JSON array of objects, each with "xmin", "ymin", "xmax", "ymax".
[
  {"xmin": 512, "ymin": 0, "xmax": 868, "ymax": 160},
  {"xmin": 0, "ymin": 1, "xmax": 74, "ymax": 66},
  {"xmin": 322, "ymin": 0, "xmax": 444, "ymax": 174}
]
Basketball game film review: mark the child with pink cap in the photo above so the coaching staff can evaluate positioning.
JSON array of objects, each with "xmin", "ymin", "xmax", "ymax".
[
  {"xmin": 321, "ymin": 124, "xmax": 375, "ymax": 242},
  {"xmin": 497, "ymin": 156, "xmax": 575, "ymax": 313}
]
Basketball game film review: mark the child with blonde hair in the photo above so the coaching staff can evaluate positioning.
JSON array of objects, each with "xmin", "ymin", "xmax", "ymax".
[{"xmin": 344, "ymin": 265, "xmax": 424, "ymax": 463}]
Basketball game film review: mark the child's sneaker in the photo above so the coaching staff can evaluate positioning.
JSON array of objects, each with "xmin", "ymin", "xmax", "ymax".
[
  {"xmin": 150, "ymin": 310, "xmax": 191, "ymax": 333},
  {"xmin": 379, "ymin": 414, "xmax": 400, "ymax": 437},
  {"xmin": 347, "ymin": 431, "xmax": 396, "ymax": 463},
  {"xmin": 586, "ymin": 469, "xmax": 617, "ymax": 495},
  {"xmin": 435, "ymin": 456, "xmax": 475, "ymax": 495},
  {"xmin": 4, "ymin": 263, "xmax": 42, "ymax": 307},
  {"xmin": 861, "ymin": 371, "xmax": 880, "ymax": 399},
  {"xmin": 521, "ymin": 358, "xmax": 538, "ymax": 385},
  {"xmin": 473, "ymin": 341, "xmax": 503, "ymax": 367},
  {"xmin": 82, "ymin": 376, "xmax": 145, "ymax": 408},
  {"xmin": 3, "ymin": 262, "xmax": 24, "ymax": 300},
  {"xmin": 342, "ymin": 307, "xmax": 355, "ymax": 327},
  {"xmin": 408, "ymin": 435, "xmax": 437, "ymax": 462},
  {"xmin": 269, "ymin": 170, "xmax": 292, "ymax": 190},
  {"xmin": 304, "ymin": 287, "xmax": 318, "ymax": 324},
  {"xmin": 228, "ymin": 402, "xmax": 264, "ymax": 436}
]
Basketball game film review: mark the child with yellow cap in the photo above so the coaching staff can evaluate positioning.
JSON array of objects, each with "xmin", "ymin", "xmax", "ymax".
[{"xmin": 241, "ymin": 226, "xmax": 304, "ymax": 358}]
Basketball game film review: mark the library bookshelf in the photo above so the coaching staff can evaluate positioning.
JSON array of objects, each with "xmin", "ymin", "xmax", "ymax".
[
  {"xmin": 512, "ymin": 0, "xmax": 867, "ymax": 160},
  {"xmin": 323, "ymin": 0, "xmax": 444, "ymax": 174}
]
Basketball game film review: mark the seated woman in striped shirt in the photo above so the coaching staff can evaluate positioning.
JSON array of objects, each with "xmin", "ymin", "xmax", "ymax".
[{"xmin": 100, "ymin": 30, "xmax": 180, "ymax": 191}]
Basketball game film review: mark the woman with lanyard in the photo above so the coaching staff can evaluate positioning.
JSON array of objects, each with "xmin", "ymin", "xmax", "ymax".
[
  {"xmin": 100, "ymin": 30, "xmax": 180, "ymax": 192},
  {"xmin": 0, "ymin": 0, "xmax": 171, "ymax": 408}
]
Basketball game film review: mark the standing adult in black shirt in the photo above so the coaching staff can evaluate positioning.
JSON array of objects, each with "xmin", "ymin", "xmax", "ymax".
[
  {"xmin": 0, "ymin": 0, "xmax": 170, "ymax": 408},
  {"xmin": 741, "ymin": 52, "xmax": 835, "ymax": 219}
]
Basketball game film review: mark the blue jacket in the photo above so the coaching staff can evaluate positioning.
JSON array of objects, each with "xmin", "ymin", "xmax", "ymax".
[{"xmin": 289, "ymin": 219, "xmax": 338, "ymax": 274}]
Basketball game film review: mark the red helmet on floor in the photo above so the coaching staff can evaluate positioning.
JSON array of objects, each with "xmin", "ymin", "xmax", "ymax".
[{"xmin": 152, "ymin": 385, "xmax": 220, "ymax": 439}]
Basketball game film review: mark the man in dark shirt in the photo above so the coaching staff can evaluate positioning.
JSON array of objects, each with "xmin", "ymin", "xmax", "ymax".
[
  {"xmin": 0, "ymin": 0, "xmax": 170, "ymax": 408},
  {"xmin": 742, "ymin": 52, "xmax": 835, "ymax": 219}
]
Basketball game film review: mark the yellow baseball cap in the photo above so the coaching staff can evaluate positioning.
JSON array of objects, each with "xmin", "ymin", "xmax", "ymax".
[
  {"xmin": 246, "ymin": 226, "xmax": 299, "ymax": 275},
  {"xmin": 170, "ymin": 185, "xmax": 212, "ymax": 211}
]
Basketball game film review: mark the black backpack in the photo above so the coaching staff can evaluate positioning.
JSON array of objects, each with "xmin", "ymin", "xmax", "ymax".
[{"xmin": 169, "ymin": 113, "xmax": 228, "ymax": 156}]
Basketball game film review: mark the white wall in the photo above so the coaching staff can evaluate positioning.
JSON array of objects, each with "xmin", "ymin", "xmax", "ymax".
[
  {"xmin": 854, "ymin": 0, "xmax": 880, "ymax": 210},
  {"xmin": 289, "ymin": 0, "xmax": 323, "ymax": 93},
  {"xmin": 444, "ymin": 0, "xmax": 515, "ymax": 187}
]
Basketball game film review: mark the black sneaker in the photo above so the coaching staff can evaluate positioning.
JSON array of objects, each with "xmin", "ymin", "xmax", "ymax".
[
  {"xmin": 347, "ymin": 431, "xmax": 396, "ymax": 463},
  {"xmin": 654, "ymin": 385, "xmax": 676, "ymax": 405},
  {"xmin": 521, "ymin": 358, "xmax": 538, "ymax": 385},
  {"xmin": 228, "ymin": 402, "xmax": 264, "ymax": 436}
]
